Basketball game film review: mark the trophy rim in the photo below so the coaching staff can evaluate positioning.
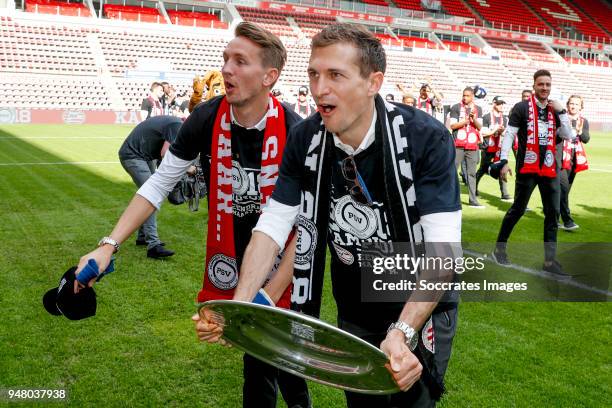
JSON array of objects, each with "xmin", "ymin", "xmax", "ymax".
[{"xmin": 198, "ymin": 299, "xmax": 400, "ymax": 395}]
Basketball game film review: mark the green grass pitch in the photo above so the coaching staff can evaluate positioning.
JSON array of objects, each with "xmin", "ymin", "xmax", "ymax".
[{"xmin": 0, "ymin": 124, "xmax": 610, "ymax": 407}]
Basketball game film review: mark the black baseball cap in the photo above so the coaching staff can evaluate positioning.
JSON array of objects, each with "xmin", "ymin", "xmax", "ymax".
[
  {"xmin": 43, "ymin": 267, "xmax": 97, "ymax": 320},
  {"xmin": 298, "ymin": 86, "xmax": 308, "ymax": 95},
  {"xmin": 492, "ymin": 96, "xmax": 506, "ymax": 105},
  {"xmin": 272, "ymin": 89, "xmax": 282, "ymax": 97},
  {"xmin": 488, "ymin": 159, "xmax": 508, "ymax": 180}
]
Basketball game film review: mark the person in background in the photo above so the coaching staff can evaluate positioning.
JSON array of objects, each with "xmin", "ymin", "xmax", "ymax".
[
  {"xmin": 449, "ymin": 87, "xmax": 484, "ymax": 208},
  {"xmin": 290, "ymin": 85, "xmax": 316, "ymax": 119},
  {"xmin": 475, "ymin": 96, "xmax": 511, "ymax": 201},
  {"xmin": 140, "ymin": 82, "xmax": 164, "ymax": 121},
  {"xmin": 118, "ymin": 115, "xmax": 183, "ymax": 259},
  {"xmin": 492, "ymin": 69, "xmax": 575, "ymax": 278},
  {"xmin": 558, "ymin": 94, "xmax": 590, "ymax": 231}
]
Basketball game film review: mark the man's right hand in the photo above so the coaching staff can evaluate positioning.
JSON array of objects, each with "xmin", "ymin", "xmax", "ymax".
[
  {"xmin": 500, "ymin": 163, "xmax": 512, "ymax": 182},
  {"xmin": 192, "ymin": 309, "xmax": 224, "ymax": 343},
  {"xmin": 73, "ymin": 245, "xmax": 115, "ymax": 293}
]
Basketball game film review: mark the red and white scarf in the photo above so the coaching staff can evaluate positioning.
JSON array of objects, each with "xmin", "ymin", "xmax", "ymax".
[
  {"xmin": 562, "ymin": 115, "xmax": 589, "ymax": 173},
  {"xmin": 520, "ymin": 95, "xmax": 556, "ymax": 177},
  {"xmin": 417, "ymin": 97, "xmax": 432, "ymax": 115},
  {"xmin": 454, "ymin": 103, "xmax": 480, "ymax": 150},
  {"xmin": 197, "ymin": 95, "xmax": 290, "ymax": 306},
  {"xmin": 487, "ymin": 111, "xmax": 503, "ymax": 153},
  {"xmin": 147, "ymin": 96, "xmax": 163, "ymax": 118}
]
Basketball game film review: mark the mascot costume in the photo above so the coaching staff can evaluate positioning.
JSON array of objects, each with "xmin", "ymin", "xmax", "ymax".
[{"xmin": 188, "ymin": 70, "xmax": 225, "ymax": 113}]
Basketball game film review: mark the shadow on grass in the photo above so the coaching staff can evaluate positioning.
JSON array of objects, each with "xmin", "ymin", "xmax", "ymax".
[{"xmin": 0, "ymin": 126, "xmax": 245, "ymax": 407}]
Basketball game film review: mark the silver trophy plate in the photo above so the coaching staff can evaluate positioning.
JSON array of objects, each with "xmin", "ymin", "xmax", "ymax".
[{"xmin": 199, "ymin": 300, "xmax": 400, "ymax": 394}]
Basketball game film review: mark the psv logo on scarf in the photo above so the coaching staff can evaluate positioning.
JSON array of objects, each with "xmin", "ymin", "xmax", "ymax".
[{"xmin": 520, "ymin": 95, "xmax": 557, "ymax": 178}]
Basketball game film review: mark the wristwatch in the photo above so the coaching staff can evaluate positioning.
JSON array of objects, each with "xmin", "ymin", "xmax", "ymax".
[
  {"xmin": 98, "ymin": 236, "xmax": 120, "ymax": 253},
  {"xmin": 388, "ymin": 320, "xmax": 418, "ymax": 351}
]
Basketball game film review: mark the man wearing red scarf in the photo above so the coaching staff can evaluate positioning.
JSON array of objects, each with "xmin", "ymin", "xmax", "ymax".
[
  {"xmin": 450, "ymin": 87, "xmax": 484, "ymax": 208},
  {"xmin": 558, "ymin": 95, "xmax": 590, "ymax": 231},
  {"xmin": 475, "ymin": 96, "xmax": 510, "ymax": 201},
  {"xmin": 74, "ymin": 22, "xmax": 311, "ymax": 408},
  {"xmin": 492, "ymin": 70, "xmax": 575, "ymax": 278}
]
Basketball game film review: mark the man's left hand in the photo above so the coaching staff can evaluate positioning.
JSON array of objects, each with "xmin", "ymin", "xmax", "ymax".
[{"xmin": 380, "ymin": 330, "xmax": 423, "ymax": 391}]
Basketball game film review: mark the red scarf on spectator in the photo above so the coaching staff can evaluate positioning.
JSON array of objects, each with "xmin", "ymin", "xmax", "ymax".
[
  {"xmin": 417, "ymin": 97, "xmax": 432, "ymax": 115},
  {"xmin": 562, "ymin": 115, "xmax": 589, "ymax": 173},
  {"xmin": 147, "ymin": 96, "xmax": 163, "ymax": 117},
  {"xmin": 520, "ymin": 95, "xmax": 556, "ymax": 177},
  {"xmin": 455, "ymin": 103, "xmax": 480, "ymax": 150},
  {"xmin": 198, "ymin": 95, "xmax": 290, "ymax": 306},
  {"xmin": 487, "ymin": 111, "xmax": 503, "ymax": 153}
]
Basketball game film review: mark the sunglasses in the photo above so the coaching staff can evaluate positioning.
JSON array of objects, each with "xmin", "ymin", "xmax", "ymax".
[{"xmin": 340, "ymin": 156, "xmax": 373, "ymax": 206}]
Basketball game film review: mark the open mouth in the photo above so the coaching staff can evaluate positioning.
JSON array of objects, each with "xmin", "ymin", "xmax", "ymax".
[
  {"xmin": 318, "ymin": 104, "xmax": 336, "ymax": 115},
  {"xmin": 225, "ymin": 81, "xmax": 235, "ymax": 92}
]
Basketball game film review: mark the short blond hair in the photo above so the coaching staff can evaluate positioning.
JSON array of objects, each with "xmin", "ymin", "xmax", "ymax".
[{"xmin": 235, "ymin": 22, "xmax": 287, "ymax": 73}]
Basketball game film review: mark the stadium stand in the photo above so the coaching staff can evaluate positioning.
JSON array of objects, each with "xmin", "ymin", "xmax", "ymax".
[
  {"xmin": 520, "ymin": 0, "xmax": 608, "ymax": 42},
  {"xmin": 1, "ymin": 1, "xmax": 611, "ymax": 124},
  {"xmin": 235, "ymin": 7, "xmax": 295, "ymax": 38},
  {"xmin": 438, "ymin": 0, "xmax": 480, "ymax": 21},
  {"xmin": 25, "ymin": 0, "xmax": 91, "ymax": 17},
  {"xmin": 0, "ymin": 72, "xmax": 113, "ymax": 109},
  {"xmin": 390, "ymin": 0, "xmax": 423, "ymax": 12},
  {"xmin": 103, "ymin": 4, "xmax": 163, "ymax": 24},
  {"xmin": 166, "ymin": 10, "xmax": 224, "ymax": 29},
  {"xmin": 570, "ymin": 0, "xmax": 612, "ymax": 37},
  {"xmin": 464, "ymin": 0, "xmax": 551, "ymax": 34},
  {"xmin": 0, "ymin": 16, "xmax": 97, "ymax": 74}
]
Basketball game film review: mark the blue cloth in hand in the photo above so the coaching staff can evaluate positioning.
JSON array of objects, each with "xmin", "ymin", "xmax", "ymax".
[{"xmin": 76, "ymin": 258, "xmax": 115, "ymax": 285}]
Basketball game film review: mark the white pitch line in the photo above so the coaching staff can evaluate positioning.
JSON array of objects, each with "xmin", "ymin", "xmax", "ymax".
[
  {"xmin": 589, "ymin": 168, "xmax": 612, "ymax": 173},
  {"xmin": 464, "ymin": 249, "xmax": 612, "ymax": 297},
  {"xmin": 0, "ymin": 161, "xmax": 119, "ymax": 166}
]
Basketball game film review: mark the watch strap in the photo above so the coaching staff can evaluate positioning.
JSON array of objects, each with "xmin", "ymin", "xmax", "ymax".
[{"xmin": 98, "ymin": 236, "xmax": 119, "ymax": 253}]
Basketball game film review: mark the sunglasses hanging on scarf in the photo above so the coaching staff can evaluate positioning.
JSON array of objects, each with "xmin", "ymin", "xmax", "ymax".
[{"xmin": 339, "ymin": 156, "xmax": 374, "ymax": 206}]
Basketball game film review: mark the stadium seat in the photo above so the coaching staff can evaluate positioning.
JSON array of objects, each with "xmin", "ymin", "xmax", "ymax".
[
  {"xmin": 464, "ymin": 0, "xmax": 551, "ymax": 34},
  {"xmin": 26, "ymin": 0, "xmax": 91, "ymax": 18},
  {"xmin": 1, "ymin": 8, "xmax": 610, "ymax": 123},
  {"xmin": 103, "ymin": 4, "xmax": 163, "ymax": 24},
  {"xmin": 520, "ymin": 0, "xmax": 608, "ymax": 41},
  {"xmin": 570, "ymin": 0, "xmax": 612, "ymax": 39}
]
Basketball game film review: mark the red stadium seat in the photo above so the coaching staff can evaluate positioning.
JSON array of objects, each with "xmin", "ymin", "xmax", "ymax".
[
  {"xmin": 26, "ymin": 0, "xmax": 91, "ymax": 18},
  {"xmin": 463, "ymin": 0, "xmax": 550, "ymax": 34},
  {"xmin": 166, "ymin": 10, "xmax": 220, "ymax": 28},
  {"xmin": 103, "ymin": 4, "xmax": 163, "ymax": 24},
  {"xmin": 520, "ymin": 0, "xmax": 608, "ymax": 41},
  {"xmin": 570, "ymin": 0, "xmax": 612, "ymax": 39}
]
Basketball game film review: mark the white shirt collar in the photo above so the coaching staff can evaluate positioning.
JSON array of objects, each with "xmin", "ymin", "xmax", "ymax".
[
  {"xmin": 230, "ymin": 106, "xmax": 267, "ymax": 131},
  {"xmin": 332, "ymin": 109, "xmax": 377, "ymax": 155},
  {"xmin": 535, "ymin": 98, "xmax": 548, "ymax": 109}
]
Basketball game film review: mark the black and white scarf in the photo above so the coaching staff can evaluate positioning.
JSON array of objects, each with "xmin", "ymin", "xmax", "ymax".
[
  {"xmin": 292, "ymin": 94, "xmax": 449, "ymax": 398},
  {"xmin": 292, "ymin": 95, "xmax": 422, "ymax": 318}
]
